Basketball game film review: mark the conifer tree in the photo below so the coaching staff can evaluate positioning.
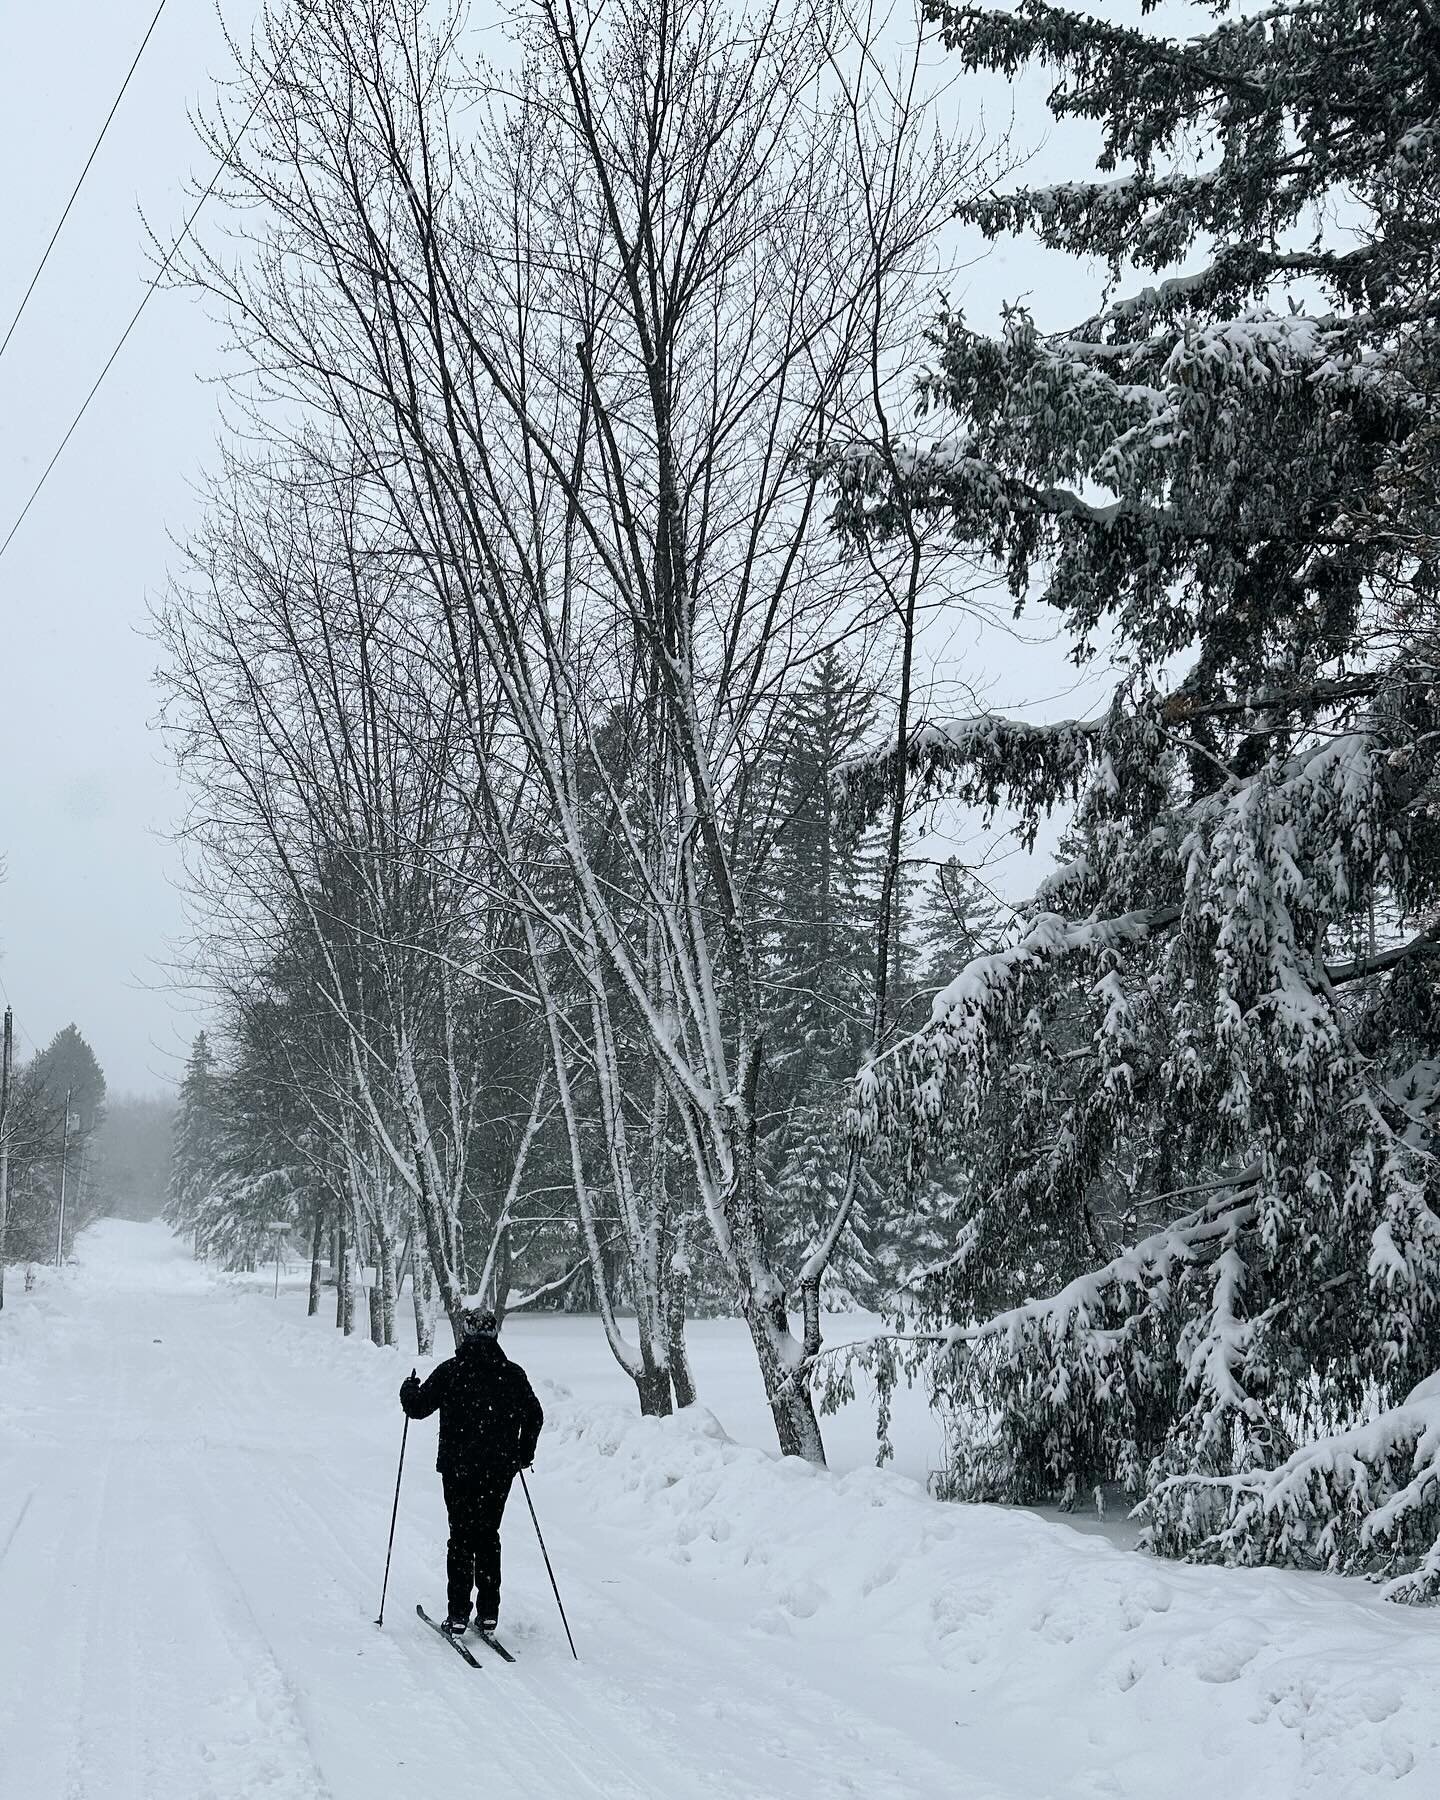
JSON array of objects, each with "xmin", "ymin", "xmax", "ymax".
[
  {"xmin": 756, "ymin": 651, "xmax": 887, "ymax": 1302},
  {"xmin": 2, "ymin": 1026, "xmax": 108, "ymax": 1262},
  {"xmin": 166, "ymin": 1033, "xmax": 220, "ymax": 1240},
  {"xmin": 876, "ymin": 861, "xmax": 1009, "ymax": 1302},
  {"xmin": 838, "ymin": 0, "xmax": 1440, "ymax": 1592},
  {"xmin": 908, "ymin": 860, "xmax": 1005, "ymax": 1017},
  {"xmin": 31, "ymin": 1025, "xmax": 106, "ymax": 1136}
]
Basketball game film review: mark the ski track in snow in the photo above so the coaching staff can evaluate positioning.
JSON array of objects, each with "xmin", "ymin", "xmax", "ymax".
[{"xmin": 1, "ymin": 1221, "xmax": 1438, "ymax": 1799}]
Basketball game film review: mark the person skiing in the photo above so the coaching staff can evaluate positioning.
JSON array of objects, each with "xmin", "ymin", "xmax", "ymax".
[{"xmin": 400, "ymin": 1306, "xmax": 543, "ymax": 1638}]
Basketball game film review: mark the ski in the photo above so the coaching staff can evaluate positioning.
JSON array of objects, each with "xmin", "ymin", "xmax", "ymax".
[
  {"xmin": 416, "ymin": 1604, "xmax": 482, "ymax": 1668},
  {"xmin": 474, "ymin": 1627, "xmax": 516, "ymax": 1664}
]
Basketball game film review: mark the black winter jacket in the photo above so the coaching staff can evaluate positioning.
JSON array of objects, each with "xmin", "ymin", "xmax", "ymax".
[{"xmin": 401, "ymin": 1336, "xmax": 543, "ymax": 1478}]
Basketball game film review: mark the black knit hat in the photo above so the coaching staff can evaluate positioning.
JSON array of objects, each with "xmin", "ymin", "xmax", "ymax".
[{"xmin": 459, "ymin": 1306, "xmax": 499, "ymax": 1340}]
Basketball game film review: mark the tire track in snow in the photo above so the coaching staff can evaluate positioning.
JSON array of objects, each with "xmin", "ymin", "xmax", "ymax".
[
  {"xmin": 0, "ymin": 1487, "xmax": 34, "ymax": 1570},
  {"xmin": 288, "ymin": 1446, "xmax": 765, "ymax": 1798},
  {"xmin": 0, "ymin": 1472, "xmax": 91, "ymax": 1794},
  {"xmin": 66, "ymin": 1445, "xmax": 160, "ymax": 1799},
  {"xmin": 0, "ymin": 1490, "xmax": 34, "ymax": 1591},
  {"xmin": 60, "ymin": 1358, "xmax": 126, "ymax": 1800},
  {"xmin": 175, "ymin": 1456, "xmax": 339, "ymax": 1800}
]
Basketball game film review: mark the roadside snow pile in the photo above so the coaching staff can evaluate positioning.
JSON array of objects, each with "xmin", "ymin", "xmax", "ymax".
[{"xmin": 543, "ymin": 1395, "xmax": 1440, "ymax": 1797}]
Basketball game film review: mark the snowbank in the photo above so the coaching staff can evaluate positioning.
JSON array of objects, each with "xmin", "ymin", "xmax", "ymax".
[{"xmin": 539, "ymin": 1397, "xmax": 1440, "ymax": 1796}]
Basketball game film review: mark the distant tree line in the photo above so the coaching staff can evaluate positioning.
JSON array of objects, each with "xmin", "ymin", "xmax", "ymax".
[
  {"xmin": 97, "ymin": 1093, "xmax": 176, "ymax": 1224},
  {"xmin": 0, "ymin": 1013, "xmax": 177, "ymax": 1295},
  {"xmin": 0, "ymin": 1024, "xmax": 106, "ymax": 1287}
]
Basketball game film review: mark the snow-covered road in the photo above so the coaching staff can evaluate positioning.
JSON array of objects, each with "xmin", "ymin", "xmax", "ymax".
[{"xmin": 1, "ymin": 1221, "xmax": 1437, "ymax": 1798}]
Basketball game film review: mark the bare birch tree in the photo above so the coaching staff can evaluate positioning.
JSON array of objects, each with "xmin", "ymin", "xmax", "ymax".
[
  {"xmin": 177, "ymin": 0, "xmax": 983, "ymax": 1456},
  {"xmin": 157, "ymin": 451, "xmax": 548, "ymax": 1351}
]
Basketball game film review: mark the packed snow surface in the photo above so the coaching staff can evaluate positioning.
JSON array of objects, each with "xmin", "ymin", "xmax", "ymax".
[{"xmin": 1, "ymin": 1222, "xmax": 1437, "ymax": 1798}]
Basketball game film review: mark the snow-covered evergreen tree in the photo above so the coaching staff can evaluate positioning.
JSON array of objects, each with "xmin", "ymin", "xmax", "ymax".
[
  {"xmin": 906, "ymin": 859, "xmax": 1006, "ymax": 1022},
  {"xmin": 1, "ymin": 1025, "xmax": 109, "ymax": 1263},
  {"xmin": 166, "ymin": 1033, "xmax": 220, "ymax": 1241},
  {"xmin": 31, "ymin": 1024, "xmax": 106, "ymax": 1138},
  {"xmin": 168, "ymin": 1018, "xmax": 314, "ymax": 1274},
  {"xmin": 876, "ymin": 861, "xmax": 1011, "ymax": 1306},
  {"xmin": 837, "ymin": 0, "xmax": 1440, "ymax": 1593},
  {"xmin": 755, "ymin": 651, "xmax": 887, "ymax": 1303}
]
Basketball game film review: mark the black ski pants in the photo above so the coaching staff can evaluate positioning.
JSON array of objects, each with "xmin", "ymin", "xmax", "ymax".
[{"xmin": 442, "ymin": 1466, "xmax": 514, "ymax": 1622}]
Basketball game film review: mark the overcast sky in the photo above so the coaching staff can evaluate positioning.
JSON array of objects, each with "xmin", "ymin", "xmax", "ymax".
[
  {"xmin": 0, "ymin": 0, "xmax": 261, "ymax": 1093},
  {"xmin": 0, "ymin": 1, "xmax": 1138, "ymax": 1098}
]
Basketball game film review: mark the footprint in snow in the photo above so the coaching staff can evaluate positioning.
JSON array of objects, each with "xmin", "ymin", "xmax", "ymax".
[
  {"xmin": 1192, "ymin": 1618, "xmax": 1267, "ymax": 1683},
  {"xmin": 781, "ymin": 1580, "xmax": 824, "ymax": 1619}
]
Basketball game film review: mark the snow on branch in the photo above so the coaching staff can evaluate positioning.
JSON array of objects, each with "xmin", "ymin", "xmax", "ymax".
[
  {"xmin": 945, "ymin": 1178, "xmax": 1259, "ymax": 1355},
  {"xmin": 906, "ymin": 1181, "xmax": 1266, "ymax": 1506},
  {"xmin": 836, "ymin": 673, "xmax": 1387, "ymax": 838},
  {"xmin": 836, "ymin": 710, "xmax": 1105, "ymax": 836},
  {"xmin": 847, "ymin": 901, "xmax": 1180, "ymax": 1160},
  {"xmin": 1145, "ymin": 1371, "xmax": 1440, "ymax": 1602}
]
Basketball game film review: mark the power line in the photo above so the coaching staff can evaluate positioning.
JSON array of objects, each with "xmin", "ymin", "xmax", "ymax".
[
  {"xmin": 0, "ymin": 0, "xmax": 173, "ymax": 369},
  {"xmin": 0, "ymin": 51, "xmax": 278, "ymax": 571}
]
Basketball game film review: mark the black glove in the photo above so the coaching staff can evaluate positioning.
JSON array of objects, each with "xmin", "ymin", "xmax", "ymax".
[{"xmin": 400, "ymin": 1374, "xmax": 420, "ymax": 1409}]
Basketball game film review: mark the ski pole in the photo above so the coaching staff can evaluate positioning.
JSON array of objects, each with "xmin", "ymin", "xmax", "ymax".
[
  {"xmin": 375, "ymin": 1373, "xmax": 414, "ymax": 1628},
  {"xmin": 519, "ymin": 1469, "xmax": 577, "ymax": 1660}
]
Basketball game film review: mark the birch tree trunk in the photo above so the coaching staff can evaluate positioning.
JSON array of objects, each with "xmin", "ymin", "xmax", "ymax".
[
  {"xmin": 413, "ymin": 1249, "xmax": 436, "ymax": 1357},
  {"xmin": 665, "ymin": 1218, "xmax": 696, "ymax": 1410},
  {"xmin": 729, "ymin": 1123, "xmax": 826, "ymax": 1461},
  {"xmin": 342, "ymin": 1242, "xmax": 358, "ymax": 1337},
  {"xmin": 379, "ymin": 1225, "xmax": 397, "ymax": 1348},
  {"xmin": 307, "ymin": 1205, "xmax": 324, "ymax": 1317}
]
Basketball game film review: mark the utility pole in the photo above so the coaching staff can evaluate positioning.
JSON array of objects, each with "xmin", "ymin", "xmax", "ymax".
[
  {"xmin": 54, "ymin": 1085, "xmax": 72, "ymax": 1270},
  {"xmin": 0, "ymin": 1007, "xmax": 11, "ymax": 1310}
]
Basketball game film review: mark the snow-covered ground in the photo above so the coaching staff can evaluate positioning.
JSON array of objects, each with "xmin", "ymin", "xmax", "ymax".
[{"xmin": 1, "ymin": 1221, "xmax": 1436, "ymax": 1798}]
